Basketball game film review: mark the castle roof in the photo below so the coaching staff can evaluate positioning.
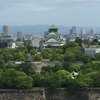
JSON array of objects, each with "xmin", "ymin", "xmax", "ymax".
[
  {"xmin": 47, "ymin": 38, "xmax": 58, "ymax": 43},
  {"xmin": 49, "ymin": 24, "xmax": 58, "ymax": 29}
]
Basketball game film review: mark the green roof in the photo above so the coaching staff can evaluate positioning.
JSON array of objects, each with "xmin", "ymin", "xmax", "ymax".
[{"xmin": 49, "ymin": 24, "xmax": 58, "ymax": 29}]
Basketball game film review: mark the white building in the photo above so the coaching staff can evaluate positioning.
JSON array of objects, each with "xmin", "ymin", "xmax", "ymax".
[
  {"xmin": 84, "ymin": 48, "xmax": 100, "ymax": 55},
  {"xmin": 31, "ymin": 36, "xmax": 41, "ymax": 47},
  {"xmin": 11, "ymin": 43, "xmax": 18, "ymax": 48}
]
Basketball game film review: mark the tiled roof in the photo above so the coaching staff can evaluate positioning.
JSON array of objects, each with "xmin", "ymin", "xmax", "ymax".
[{"xmin": 46, "ymin": 38, "xmax": 58, "ymax": 43}]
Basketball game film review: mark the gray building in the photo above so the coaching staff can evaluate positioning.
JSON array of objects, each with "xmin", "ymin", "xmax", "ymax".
[
  {"xmin": 69, "ymin": 26, "xmax": 77, "ymax": 42},
  {"xmin": 31, "ymin": 36, "xmax": 41, "ymax": 47},
  {"xmin": 0, "ymin": 25, "xmax": 12, "ymax": 48},
  {"xmin": 17, "ymin": 31, "xmax": 23, "ymax": 41},
  {"xmin": 3, "ymin": 25, "xmax": 9, "ymax": 34}
]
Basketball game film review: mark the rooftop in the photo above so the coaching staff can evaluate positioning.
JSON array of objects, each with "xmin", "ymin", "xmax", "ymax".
[
  {"xmin": 48, "ymin": 24, "xmax": 58, "ymax": 29},
  {"xmin": 84, "ymin": 44, "xmax": 100, "ymax": 48}
]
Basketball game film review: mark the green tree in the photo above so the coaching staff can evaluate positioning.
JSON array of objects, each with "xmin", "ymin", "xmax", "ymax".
[
  {"xmin": 81, "ymin": 61, "xmax": 100, "ymax": 74},
  {"xmin": 81, "ymin": 54, "xmax": 92, "ymax": 64},
  {"xmin": 16, "ymin": 71, "xmax": 33, "ymax": 89},
  {"xmin": 34, "ymin": 54, "xmax": 42, "ymax": 61},
  {"xmin": 14, "ymin": 51, "xmax": 26, "ymax": 61},
  {"xmin": 64, "ymin": 51, "xmax": 75, "ymax": 61},
  {"xmin": 41, "ymin": 49, "xmax": 52, "ymax": 59},
  {"xmin": 75, "ymin": 37, "xmax": 82, "ymax": 46},
  {"xmin": 4, "ymin": 54, "xmax": 13, "ymax": 62},
  {"xmin": 30, "ymin": 48, "xmax": 37, "ymax": 55},
  {"xmin": 41, "ymin": 65, "xmax": 53, "ymax": 73},
  {"xmin": 63, "ymin": 61, "xmax": 80, "ymax": 72},
  {"xmin": 77, "ymin": 75, "xmax": 93, "ymax": 88},
  {"xmin": 20, "ymin": 61, "xmax": 35, "ymax": 75},
  {"xmin": 94, "ymin": 53, "xmax": 100, "ymax": 61},
  {"xmin": 0, "ymin": 69, "xmax": 3, "ymax": 87},
  {"xmin": 67, "ymin": 42, "xmax": 80, "ymax": 48},
  {"xmin": 52, "ymin": 62, "xmax": 63, "ymax": 72},
  {"xmin": 92, "ymin": 72, "xmax": 100, "ymax": 87},
  {"xmin": 15, "ymin": 46, "xmax": 28, "ymax": 54},
  {"xmin": 1, "ymin": 69, "xmax": 18, "ymax": 88},
  {"xmin": 33, "ymin": 73, "xmax": 44, "ymax": 87},
  {"xmin": 0, "ymin": 55, "xmax": 4, "ymax": 68},
  {"xmin": 45, "ymin": 70, "xmax": 71, "ymax": 88},
  {"xmin": 91, "ymin": 39, "xmax": 98, "ymax": 45},
  {"xmin": 0, "ymin": 69, "xmax": 33, "ymax": 89},
  {"xmin": 50, "ymin": 52, "xmax": 63, "ymax": 61},
  {"xmin": 5, "ymin": 63, "xmax": 18, "ymax": 70},
  {"xmin": 1, "ymin": 48, "xmax": 14, "ymax": 62}
]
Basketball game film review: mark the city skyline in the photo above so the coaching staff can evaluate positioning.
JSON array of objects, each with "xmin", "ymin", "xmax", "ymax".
[{"xmin": 0, "ymin": 0, "xmax": 100, "ymax": 26}]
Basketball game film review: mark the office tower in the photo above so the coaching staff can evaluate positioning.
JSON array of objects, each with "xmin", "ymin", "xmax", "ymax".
[
  {"xmin": 91, "ymin": 27, "xmax": 95, "ymax": 34},
  {"xmin": 70, "ymin": 26, "xmax": 77, "ymax": 35},
  {"xmin": 80, "ymin": 27, "xmax": 85, "ymax": 35},
  {"xmin": 72, "ymin": 26, "xmax": 76, "ymax": 34},
  {"xmin": 0, "ymin": 25, "xmax": 12, "ymax": 48},
  {"xmin": 70, "ymin": 29, "xmax": 72, "ymax": 34},
  {"xmin": 17, "ymin": 31, "xmax": 23, "ymax": 41},
  {"xmin": 1, "ymin": 25, "xmax": 11, "ymax": 41},
  {"xmin": 79, "ymin": 27, "xmax": 85, "ymax": 39},
  {"xmin": 3, "ymin": 25, "xmax": 8, "ymax": 34},
  {"xmin": 69, "ymin": 26, "xmax": 77, "ymax": 40}
]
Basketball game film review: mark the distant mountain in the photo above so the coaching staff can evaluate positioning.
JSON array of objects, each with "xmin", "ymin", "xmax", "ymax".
[
  {"xmin": 0, "ymin": 25, "xmax": 100, "ymax": 35},
  {"xmin": 0, "ymin": 25, "xmax": 68, "ymax": 35}
]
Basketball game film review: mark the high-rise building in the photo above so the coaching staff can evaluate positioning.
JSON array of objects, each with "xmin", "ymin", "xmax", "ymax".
[
  {"xmin": 3, "ymin": 25, "xmax": 9, "ymax": 34},
  {"xmin": 80, "ymin": 27, "xmax": 85, "ymax": 35},
  {"xmin": 79, "ymin": 27, "xmax": 85, "ymax": 40},
  {"xmin": 72, "ymin": 26, "xmax": 76, "ymax": 34},
  {"xmin": 69, "ymin": 26, "xmax": 77, "ymax": 42},
  {"xmin": 1, "ymin": 25, "xmax": 11, "ymax": 41},
  {"xmin": 17, "ymin": 31, "xmax": 23, "ymax": 41},
  {"xmin": 70, "ymin": 29, "xmax": 72, "ymax": 34},
  {"xmin": 91, "ymin": 27, "xmax": 95, "ymax": 34},
  {"xmin": 0, "ymin": 25, "xmax": 12, "ymax": 48},
  {"xmin": 70, "ymin": 26, "xmax": 76, "ymax": 34}
]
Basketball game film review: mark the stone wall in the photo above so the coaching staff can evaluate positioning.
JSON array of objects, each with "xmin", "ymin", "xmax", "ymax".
[
  {"xmin": 0, "ymin": 88, "xmax": 100, "ymax": 100},
  {"xmin": 45, "ymin": 88, "xmax": 100, "ymax": 100},
  {"xmin": 0, "ymin": 89, "xmax": 45, "ymax": 100}
]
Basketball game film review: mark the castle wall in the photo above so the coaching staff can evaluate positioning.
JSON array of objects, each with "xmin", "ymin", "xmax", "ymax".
[{"xmin": 0, "ymin": 88, "xmax": 99, "ymax": 100}]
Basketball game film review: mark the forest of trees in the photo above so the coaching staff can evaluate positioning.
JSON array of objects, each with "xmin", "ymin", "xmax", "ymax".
[{"xmin": 0, "ymin": 41, "xmax": 100, "ymax": 89}]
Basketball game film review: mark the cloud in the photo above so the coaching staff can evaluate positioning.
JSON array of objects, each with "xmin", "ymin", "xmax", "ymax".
[
  {"xmin": 22, "ymin": 3, "xmax": 54, "ymax": 12},
  {"xmin": 0, "ymin": 0, "xmax": 54, "ymax": 12},
  {"xmin": 0, "ymin": 0, "xmax": 100, "ymax": 12},
  {"xmin": 0, "ymin": 0, "xmax": 100, "ymax": 26}
]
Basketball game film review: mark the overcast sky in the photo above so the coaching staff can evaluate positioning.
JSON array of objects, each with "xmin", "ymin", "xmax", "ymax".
[{"xmin": 0, "ymin": 0, "xmax": 100, "ymax": 26}]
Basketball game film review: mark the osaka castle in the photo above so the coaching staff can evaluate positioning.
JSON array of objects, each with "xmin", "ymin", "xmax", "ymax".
[{"xmin": 40, "ymin": 25, "xmax": 66, "ymax": 48}]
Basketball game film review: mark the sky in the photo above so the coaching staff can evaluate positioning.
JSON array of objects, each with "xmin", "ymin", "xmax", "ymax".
[{"xmin": 0, "ymin": 0, "xmax": 100, "ymax": 26}]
